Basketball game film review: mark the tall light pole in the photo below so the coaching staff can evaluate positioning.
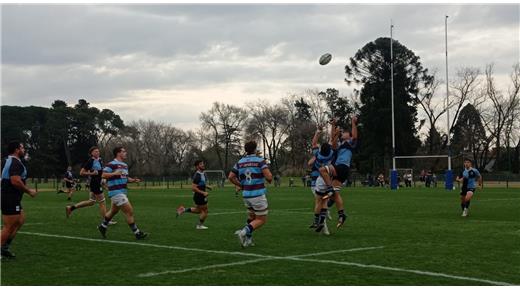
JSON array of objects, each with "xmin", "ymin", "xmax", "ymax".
[
  {"xmin": 445, "ymin": 15, "xmax": 454, "ymax": 190},
  {"xmin": 390, "ymin": 20, "xmax": 398, "ymax": 190}
]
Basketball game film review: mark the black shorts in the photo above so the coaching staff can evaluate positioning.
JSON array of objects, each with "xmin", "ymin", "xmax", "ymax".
[
  {"xmin": 66, "ymin": 182, "xmax": 73, "ymax": 189},
  {"xmin": 1, "ymin": 191, "xmax": 23, "ymax": 215},
  {"xmin": 333, "ymin": 164, "xmax": 350, "ymax": 183},
  {"xmin": 460, "ymin": 188, "xmax": 476, "ymax": 196},
  {"xmin": 90, "ymin": 182, "xmax": 103, "ymax": 195},
  {"xmin": 193, "ymin": 192, "xmax": 208, "ymax": 206}
]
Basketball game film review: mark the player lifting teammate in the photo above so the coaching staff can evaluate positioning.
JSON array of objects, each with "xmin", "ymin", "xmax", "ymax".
[{"xmin": 317, "ymin": 116, "xmax": 358, "ymax": 229}]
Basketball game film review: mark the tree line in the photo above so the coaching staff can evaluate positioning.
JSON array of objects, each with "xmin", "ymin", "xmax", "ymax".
[{"xmin": 2, "ymin": 37, "xmax": 519, "ymax": 177}]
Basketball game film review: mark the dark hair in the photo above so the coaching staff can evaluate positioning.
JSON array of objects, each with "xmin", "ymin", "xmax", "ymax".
[
  {"xmin": 320, "ymin": 143, "xmax": 331, "ymax": 156},
  {"xmin": 7, "ymin": 141, "xmax": 22, "ymax": 154},
  {"xmin": 113, "ymin": 146, "xmax": 124, "ymax": 157},
  {"xmin": 194, "ymin": 160, "xmax": 203, "ymax": 167},
  {"xmin": 244, "ymin": 141, "xmax": 257, "ymax": 155},
  {"xmin": 89, "ymin": 146, "xmax": 99, "ymax": 155},
  {"xmin": 464, "ymin": 158, "xmax": 473, "ymax": 163}
]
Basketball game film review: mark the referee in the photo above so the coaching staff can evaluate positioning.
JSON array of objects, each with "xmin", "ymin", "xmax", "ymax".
[{"xmin": 1, "ymin": 141, "xmax": 38, "ymax": 258}]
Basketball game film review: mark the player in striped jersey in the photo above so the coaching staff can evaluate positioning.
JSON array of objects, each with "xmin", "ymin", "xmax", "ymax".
[
  {"xmin": 228, "ymin": 141, "xmax": 273, "ymax": 248},
  {"xmin": 97, "ymin": 146, "xmax": 147, "ymax": 240}
]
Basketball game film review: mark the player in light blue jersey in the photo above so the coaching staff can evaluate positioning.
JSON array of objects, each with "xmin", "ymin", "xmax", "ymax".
[
  {"xmin": 228, "ymin": 141, "xmax": 273, "ymax": 248},
  {"xmin": 97, "ymin": 146, "xmax": 147, "ymax": 240},
  {"xmin": 456, "ymin": 159, "xmax": 482, "ymax": 217}
]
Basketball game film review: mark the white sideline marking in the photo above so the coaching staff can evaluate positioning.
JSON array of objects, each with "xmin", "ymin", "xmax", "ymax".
[
  {"xmin": 139, "ymin": 246, "xmax": 385, "ymax": 277},
  {"xmin": 19, "ymin": 231, "xmax": 513, "ymax": 286}
]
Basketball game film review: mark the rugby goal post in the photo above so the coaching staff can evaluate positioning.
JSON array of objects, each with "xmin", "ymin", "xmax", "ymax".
[
  {"xmin": 390, "ymin": 155, "xmax": 453, "ymax": 190},
  {"xmin": 205, "ymin": 170, "xmax": 226, "ymax": 188}
]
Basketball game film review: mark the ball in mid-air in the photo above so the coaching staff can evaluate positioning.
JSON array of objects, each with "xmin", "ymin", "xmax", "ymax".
[{"xmin": 319, "ymin": 53, "xmax": 332, "ymax": 65}]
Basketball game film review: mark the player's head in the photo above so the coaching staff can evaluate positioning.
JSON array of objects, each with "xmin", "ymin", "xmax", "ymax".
[
  {"xmin": 89, "ymin": 146, "xmax": 100, "ymax": 158},
  {"xmin": 194, "ymin": 160, "xmax": 205, "ymax": 171},
  {"xmin": 67, "ymin": 166, "xmax": 72, "ymax": 171},
  {"xmin": 340, "ymin": 128, "xmax": 352, "ymax": 141},
  {"xmin": 7, "ymin": 141, "xmax": 24, "ymax": 158},
  {"xmin": 113, "ymin": 146, "xmax": 127, "ymax": 160},
  {"xmin": 320, "ymin": 142, "xmax": 331, "ymax": 156},
  {"xmin": 464, "ymin": 158, "xmax": 472, "ymax": 168},
  {"xmin": 244, "ymin": 140, "xmax": 257, "ymax": 155}
]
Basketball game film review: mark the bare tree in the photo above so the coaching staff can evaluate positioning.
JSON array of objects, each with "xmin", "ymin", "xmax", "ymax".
[
  {"xmin": 448, "ymin": 67, "xmax": 482, "ymax": 134},
  {"xmin": 200, "ymin": 102, "xmax": 248, "ymax": 171},
  {"xmin": 246, "ymin": 101, "xmax": 291, "ymax": 172}
]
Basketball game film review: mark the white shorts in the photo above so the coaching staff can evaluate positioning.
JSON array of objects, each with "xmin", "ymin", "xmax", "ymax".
[
  {"xmin": 110, "ymin": 193, "xmax": 129, "ymax": 207},
  {"xmin": 243, "ymin": 195, "xmax": 269, "ymax": 216},
  {"xmin": 314, "ymin": 176, "xmax": 328, "ymax": 195}
]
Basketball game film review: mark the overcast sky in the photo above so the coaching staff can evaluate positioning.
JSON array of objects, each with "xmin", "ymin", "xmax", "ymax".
[{"xmin": 1, "ymin": 4, "xmax": 519, "ymax": 130}]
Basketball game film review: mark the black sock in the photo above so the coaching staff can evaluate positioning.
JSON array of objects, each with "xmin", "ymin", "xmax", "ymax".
[
  {"xmin": 338, "ymin": 209, "xmax": 345, "ymax": 217},
  {"xmin": 199, "ymin": 219, "xmax": 205, "ymax": 225},
  {"xmin": 327, "ymin": 199, "xmax": 335, "ymax": 208},
  {"xmin": 461, "ymin": 203, "xmax": 465, "ymax": 211},
  {"xmin": 244, "ymin": 224, "xmax": 254, "ymax": 237},
  {"xmin": 71, "ymin": 205, "xmax": 77, "ymax": 211},
  {"xmin": 465, "ymin": 201, "xmax": 470, "ymax": 209},
  {"xmin": 1, "ymin": 238, "xmax": 13, "ymax": 250},
  {"xmin": 314, "ymin": 213, "xmax": 319, "ymax": 224},
  {"xmin": 318, "ymin": 208, "xmax": 327, "ymax": 224},
  {"xmin": 185, "ymin": 207, "xmax": 192, "ymax": 213},
  {"xmin": 129, "ymin": 223, "xmax": 140, "ymax": 234}
]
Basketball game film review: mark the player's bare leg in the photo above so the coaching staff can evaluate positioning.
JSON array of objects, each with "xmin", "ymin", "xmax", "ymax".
[
  {"xmin": 196, "ymin": 204, "xmax": 208, "ymax": 229},
  {"xmin": 120, "ymin": 202, "xmax": 147, "ymax": 239}
]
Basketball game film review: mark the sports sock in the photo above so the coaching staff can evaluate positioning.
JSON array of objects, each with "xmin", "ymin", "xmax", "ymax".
[
  {"xmin": 314, "ymin": 213, "xmax": 319, "ymax": 224},
  {"xmin": 71, "ymin": 205, "xmax": 77, "ymax": 211},
  {"xmin": 338, "ymin": 209, "xmax": 345, "ymax": 218},
  {"xmin": 465, "ymin": 200, "xmax": 471, "ymax": 209},
  {"xmin": 318, "ymin": 208, "xmax": 327, "ymax": 224},
  {"xmin": 185, "ymin": 208, "xmax": 192, "ymax": 213},
  {"xmin": 243, "ymin": 224, "xmax": 254, "ymax": 237},
  {"xmin": 461, "ymin": 203, "xmax": 465, "ymax": 211},
  {"xmin": 129, "ymin": 223, "xmax": 140, "ymax": 234},
  {"xmin": 199, "ymin": 219, "xmax": 205, "ymax": 225},
  {"xmin": 1, "ymin": 238, "xmax": 13, "ymax": 250}
]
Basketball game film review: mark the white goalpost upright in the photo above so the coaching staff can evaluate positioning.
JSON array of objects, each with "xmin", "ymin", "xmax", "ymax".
[{"xmin": 389, "ymin": 17, "xmax": 454, "ymax": 190}]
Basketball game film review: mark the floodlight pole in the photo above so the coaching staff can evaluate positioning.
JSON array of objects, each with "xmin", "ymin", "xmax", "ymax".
[
  {"xmin": 390, "ymin": 20, "xmax": 398, "ymax": 190},
  {"xmin": 444, "ymin": 15, "xmax": 454, "ymax": 190}
]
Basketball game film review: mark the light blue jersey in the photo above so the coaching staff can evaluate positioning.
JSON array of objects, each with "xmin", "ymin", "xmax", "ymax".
[{"xmin": 462, "ymin": 168, "xmax": 481, "ymax": 189}]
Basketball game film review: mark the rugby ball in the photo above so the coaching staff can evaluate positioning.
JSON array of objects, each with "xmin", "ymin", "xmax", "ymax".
[{"xmin": 319, "ymin": 53, "xmax": 332, "ymax": 65}]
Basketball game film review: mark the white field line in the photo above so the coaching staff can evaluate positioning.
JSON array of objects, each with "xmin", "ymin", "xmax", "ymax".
[
  {"xmin": 476, "ymin": 198, "xmax": 520, "ymax": 202},
  {"xmin": 209, "ymin": 207, "xmax": 312, "ymax": 216},
  {"xmin": 139, "ymin": 247, "xmax": 385, "ymax": 277},
  {"xmin": 18, "ymin": 231, "xmax": 513, "ymax": 285}
]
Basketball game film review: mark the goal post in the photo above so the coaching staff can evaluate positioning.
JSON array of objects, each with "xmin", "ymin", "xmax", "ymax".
[{"xmin": 391, "ymin": 155, "xmax": 453, "ymax": 190}]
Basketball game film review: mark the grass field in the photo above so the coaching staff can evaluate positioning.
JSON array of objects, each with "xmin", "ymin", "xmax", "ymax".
[{"xmin": 1, "ymin": 185, "xmax": 519, "ymax": 286}]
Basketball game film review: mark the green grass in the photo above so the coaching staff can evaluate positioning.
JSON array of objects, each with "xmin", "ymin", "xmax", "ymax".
[{"xmin": 1, "ymin": 185, "xmax": 519, "ymax": 285}]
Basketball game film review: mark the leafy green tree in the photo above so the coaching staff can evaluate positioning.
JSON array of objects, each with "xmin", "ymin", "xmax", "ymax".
[{"xmin": 345, "ymin": 37, "xmax": 428, "ymax": 172}]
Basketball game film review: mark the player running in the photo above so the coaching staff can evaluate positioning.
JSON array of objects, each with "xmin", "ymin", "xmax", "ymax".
[
  {"xmin": 61, "ymin": 166, "xmax": 76, "ymax": 201},
  {"xmin": 456, "ymin": 159, "xmax": 482, "ymax": 217},
  {"xmin": 97, "ymin": 146, "xmax": 147, "ymax": 239},
  {"xmin": 318, "ymin": 116, "xmax": 358, "ymax": 229},
  {"xmin": 176, "ymin": 160, "xmax": 212, "ymax": 230},
  {"xmin": 65, "ymin": 146, "xmax": 116, "ymax": 225},
  {"xmin": 228, "ymin": 141, "xmax": 273, "ymax": 248},
  {"xmin": 1, "ymin": 141, "xmax": 38, "ymax": 259}
]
